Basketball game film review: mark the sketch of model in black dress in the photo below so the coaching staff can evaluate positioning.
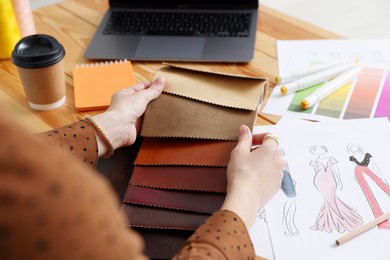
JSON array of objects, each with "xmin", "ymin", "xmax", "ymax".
[
  {"xmin": 348, "ymin": 143, "xmax": 390, "ymax": 229},
  {"xmin": 281, "ymin": 149, "xmax": 299, "ymax": 236}
]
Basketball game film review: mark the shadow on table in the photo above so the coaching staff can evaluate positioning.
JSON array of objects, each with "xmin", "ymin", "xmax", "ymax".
[{"xmin": 96, "ymin": 136, "xmax": 143, "ymax": 201}]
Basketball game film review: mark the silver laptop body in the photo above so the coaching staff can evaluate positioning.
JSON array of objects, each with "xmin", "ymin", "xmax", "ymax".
[{"xmin": 85, "ymin": 0, "xmax": 259, "ymax": 62}]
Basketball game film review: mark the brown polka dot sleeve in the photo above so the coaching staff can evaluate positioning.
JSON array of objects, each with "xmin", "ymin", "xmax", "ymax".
[
  {"xmin": 0, "ymin": 113, "xmax": 147, "ymax": 260},
  {"xmin": 37, "ymin": 121, "xmax": 98, "ymax": 168},
  {"xmin": 173, "ymin": 210, "xmax": 256, "ymax": 260}
]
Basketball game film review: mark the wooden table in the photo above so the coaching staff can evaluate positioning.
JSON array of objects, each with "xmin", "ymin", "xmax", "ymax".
[{"xmin": 0, "ymin": 0, "xmax": 341, "ymax": 133}]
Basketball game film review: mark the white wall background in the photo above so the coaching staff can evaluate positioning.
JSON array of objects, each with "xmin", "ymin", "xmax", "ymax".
[{"xmin": 261, "ymin": 0, "xmax": 390, "ymax": 38}]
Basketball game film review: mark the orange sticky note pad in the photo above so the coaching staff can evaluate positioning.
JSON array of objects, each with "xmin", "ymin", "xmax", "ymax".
[{"xmin": 73, "ymin": 60, "xmax": 136, "ymax": 111}]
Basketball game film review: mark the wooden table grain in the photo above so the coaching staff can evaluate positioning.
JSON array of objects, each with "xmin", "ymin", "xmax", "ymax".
[{"xmin": 0, "ymin": 0, "xmax": 341, "ymax": 132}]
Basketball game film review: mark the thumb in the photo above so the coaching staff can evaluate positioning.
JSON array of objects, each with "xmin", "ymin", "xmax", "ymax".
[
  {"xmin": 139, "ymin": 76, "xmax": 165, "ymax": 102},
  {"xmin": 235, "ymin": 125, "xmax": 253, "ymax": 152}
]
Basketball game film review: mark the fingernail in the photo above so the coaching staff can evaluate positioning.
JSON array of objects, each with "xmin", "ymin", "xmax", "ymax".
[
  {"xmin": 239, "ymin": 125, "xmax": 248, "ymax": 136},
  {"xmin": 154, "ymin": 76, "xmax": 165, "ymax": 85}
]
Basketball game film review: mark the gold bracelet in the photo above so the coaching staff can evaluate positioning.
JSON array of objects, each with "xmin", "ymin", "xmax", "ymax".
[{"xmin": 83, "ymin": 115, "xmax": 114, "ymax": 159}]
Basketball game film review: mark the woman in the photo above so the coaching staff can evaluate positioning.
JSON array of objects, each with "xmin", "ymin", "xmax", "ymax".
[
  {"xmin": 348, "ymin": 143, "xmax": 390, "ymax": 229},
  {"xmin": 0, "ymin": 77, "xmax": 284, "ymax": 259},
  {"xmin": 309, "ymin": 145, "xmax": 362, "ymax": 233}
]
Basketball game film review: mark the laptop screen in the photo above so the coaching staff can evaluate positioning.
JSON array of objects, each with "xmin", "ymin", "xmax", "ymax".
[{"xmin": 110, "ymin": 0, "xmax": 258, "ymax": 9}]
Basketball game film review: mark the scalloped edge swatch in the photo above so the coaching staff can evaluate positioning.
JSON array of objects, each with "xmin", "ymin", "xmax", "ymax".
[
  {"xmin": 135, "ymin": 138, "xmax": 236, "ymax": 167},
  {"xmin": 156, "ymin": 66, "xmax": 267, "ymax": 111},
  {"xmin": 141, "ymin": 93, "xmax": 258, "ymax": 140},
  {"xmin": 130, "ymin": 166, "xmax": 227, "ymax": 193}
]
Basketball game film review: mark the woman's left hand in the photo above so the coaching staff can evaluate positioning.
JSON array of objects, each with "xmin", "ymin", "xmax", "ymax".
[{"xmin": 92, "ymin": 77, "xmax": 165, "ymax": 156}]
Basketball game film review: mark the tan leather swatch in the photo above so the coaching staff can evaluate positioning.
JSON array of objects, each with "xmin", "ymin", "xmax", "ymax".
[
  {"xmin": 122, "ymin": 204, "xmax": 208, "ymax": 231},
  {"xmin": 130, "ymin": 166, "xmax": 227, "ymax": 193},
  {"xmin": 156, "ymin": 66, "xmax": 267, "ymax": 110},
  {"xmin": 135, "ymin": 137, "xmax": 236, "ymax": 167},
  {"xmin": 141, "ymin": 93, "xmax": 257, "ymax": 140}
]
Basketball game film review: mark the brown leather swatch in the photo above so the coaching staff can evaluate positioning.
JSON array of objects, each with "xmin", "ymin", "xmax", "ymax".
[
  {"xmin": 123, "ymin": 184, "xmax": 225, "ymax": 214},
  {"xmin": 134, "ymin": 137, "xmax": 236, "ymax": 167},
  {"xmin": 133, "ymin": 227, "xmax": 192, "ymax": 260},
  {"xmin": 130, "ymin": 166, "xmax": 227, "ymax": 193},
  {"xmin": 122, "ymin": 204, "xmax": 208, "ymax": 231},
  {"xmin": 141, "ymin": 93, "xmax": 257, "ymax": 140},
  {"xmin": 156, "ymin": 66, "xmax": 267, "ymax": 110}
]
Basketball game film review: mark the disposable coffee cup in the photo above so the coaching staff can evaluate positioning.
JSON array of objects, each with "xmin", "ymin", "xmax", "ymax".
[{"xmin": 12, "ymin": 34, "xmax": 66, "ymax": 110}]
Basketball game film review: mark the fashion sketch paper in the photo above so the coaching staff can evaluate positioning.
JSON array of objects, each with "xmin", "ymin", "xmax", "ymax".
[{"xmin": 254, "ymin": 118, "xmax": 390, "ymax": 260}]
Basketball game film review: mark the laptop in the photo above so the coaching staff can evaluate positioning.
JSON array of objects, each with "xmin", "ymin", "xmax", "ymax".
[{"xmin": 85, "ymin": 0, "xmax": 259, "ymax": 62}]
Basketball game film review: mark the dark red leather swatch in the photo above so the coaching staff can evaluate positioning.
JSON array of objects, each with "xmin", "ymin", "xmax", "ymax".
[
  {"xmin": 122, "ymin": 204, "xmax": 208, "ymax": 231},
  {"xmin": 123, "ymin": 184, "xmax": 225, "ymax": 214},
  {"xmin": 133, "ymin": 227, "xmax": 192, "ymax": 259},
  {"xmin": 130, "ymin": 165, "xmax": 227, "ymax": 193},
  {"xmin": 134, "ymin": 137, "xmax": 236, "ymax": 167}
]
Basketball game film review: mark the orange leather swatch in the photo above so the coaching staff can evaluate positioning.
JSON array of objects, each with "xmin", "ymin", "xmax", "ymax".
[
  {"xmin": 130, "ymin": 166, "xmax": 227, "ymax": 193},
  {"xmin": 156, "ymin": 65, "xmax": 267, "ymax": 110},
  {"xmin": 141, "ymin": 93, "xmax": 257, "ymax": 140},
  {"xmin": 123, "ymin": 184, "xmax": 225, "ymax": 214},
  {"xmin": 134, "ymin": 137, "xmax": 236, "ymax": 167},
  {"xmin": 122, "ymin": 204, "xmax": 208, "ymax": 231}
]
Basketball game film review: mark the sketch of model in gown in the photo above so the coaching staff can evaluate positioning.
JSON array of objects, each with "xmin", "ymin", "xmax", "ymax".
[
  {"xmin": 280, "ymin": 149, "xmax": 299, "ymax": 236},
  {"xmin": 348, "ymin": 143, "xmax": 390, "ymax": 229},
  {"xmin": 309, "ymin": 145, "xmax": 363, "ymax": 233},
  {"xmin": 256, "ymin": 209, "xmax": 267, "ymax": 223}
]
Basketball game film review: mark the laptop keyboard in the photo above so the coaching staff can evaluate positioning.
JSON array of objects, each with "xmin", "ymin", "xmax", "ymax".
[{"xmin": 103, "ymin": 10, "xmax": 252, "ymax": 37}]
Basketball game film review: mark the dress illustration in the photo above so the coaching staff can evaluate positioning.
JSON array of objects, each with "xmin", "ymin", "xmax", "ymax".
[
  {"xmin": 256, "ymin": 209, "xmax": 267, "ymax": 223},
  {"xmin": 348, "ymin": 143, "xmax": 390, "ymax": 229},
  {"xmin": 281, "ymin": 149, "xmax": 299, "ymax": 236},
  {"xmin": 310, "ymin": 145, "xmax": 363, "ymax": 233}
]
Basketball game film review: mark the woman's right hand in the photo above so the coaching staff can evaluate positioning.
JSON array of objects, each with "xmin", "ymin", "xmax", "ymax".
[{"xmin": 221, "ymin": 125, "xmax": 284, "ymax": 229}]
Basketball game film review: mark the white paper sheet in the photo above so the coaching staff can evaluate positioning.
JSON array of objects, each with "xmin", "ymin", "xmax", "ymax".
[
  {"xmin": 249, "ymin": 209, "xmax": 275, "ymax": 260},
  {"xmin": 251, "ymin": 118, "xmax": 390, "ymax": 259}
]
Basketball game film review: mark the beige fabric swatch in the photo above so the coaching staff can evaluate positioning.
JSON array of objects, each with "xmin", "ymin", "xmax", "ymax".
[
  {"xmin": 156, "ymin": 65, "xmax": 267, "ymax": 110},
  {"xmin": 141, "ymin": 93, "xmax": 257, "ymax": 140}
]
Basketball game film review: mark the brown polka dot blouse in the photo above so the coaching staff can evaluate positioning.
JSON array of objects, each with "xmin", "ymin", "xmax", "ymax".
[{"xmin": 0, "ymin": 114, "xmax": 255, "ymax": 259}]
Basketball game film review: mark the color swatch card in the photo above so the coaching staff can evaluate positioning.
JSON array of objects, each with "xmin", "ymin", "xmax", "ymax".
[
  {"xmin": 262, "ymin": 39, "xmax": 390, "ymax": 121},
  {"xmin": 73, "ymin": 60, "xmax": 136, "ymax": 111}
]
